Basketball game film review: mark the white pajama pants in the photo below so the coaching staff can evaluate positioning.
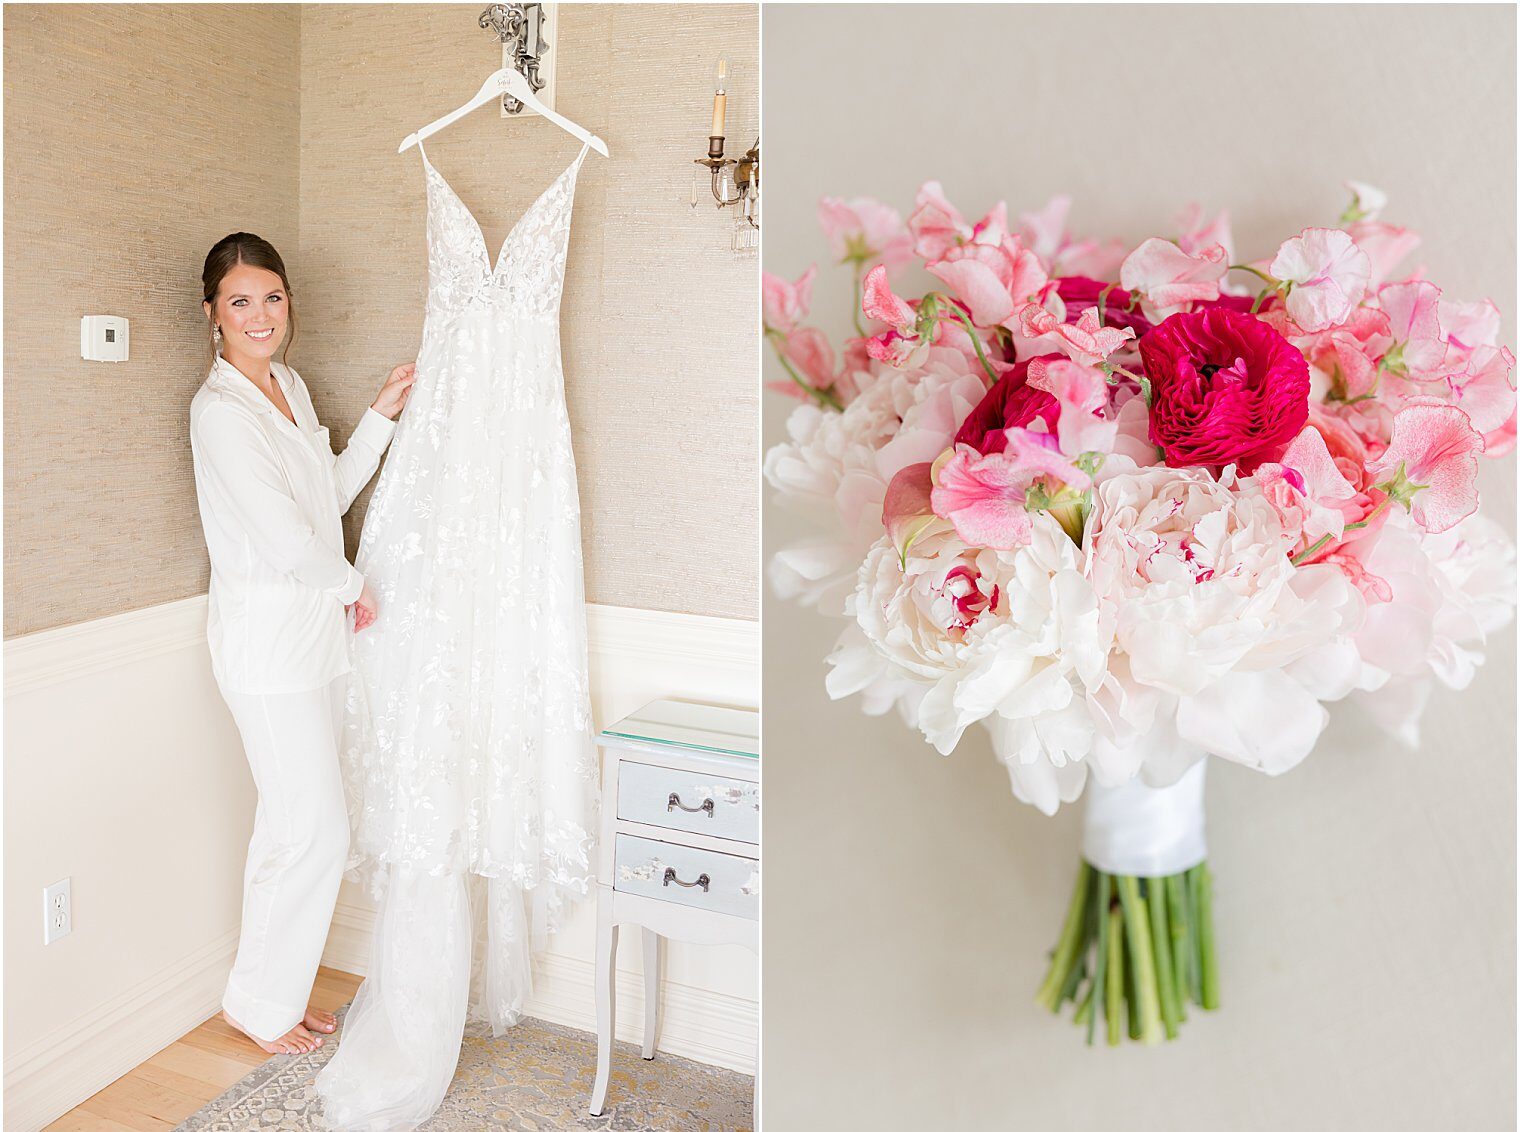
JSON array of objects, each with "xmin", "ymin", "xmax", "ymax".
[{"xmin": 218, "ymin": 672, "xmax": 350, "ymax": 1042}]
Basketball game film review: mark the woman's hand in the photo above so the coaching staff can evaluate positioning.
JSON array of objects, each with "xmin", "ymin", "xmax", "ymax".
[
  {"xmin": 348, "ymin": 578, "xmax": 378, "ymax": 632},
  {"xmin": 371, "ymin": 362, "xmax": 417, "ymax": 420}
]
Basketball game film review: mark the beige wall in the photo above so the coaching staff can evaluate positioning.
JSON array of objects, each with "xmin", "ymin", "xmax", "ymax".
[
  {"xmin": 4, "ymin": 2, "xmax": 758, "ymax": 638},
  {"xmin": 762, "ymin": 5, "xmax": 1516, "ymax": 1130},
  {"xmin": 3, "ymin": 4, "xmax": 302, "ymax": 637}
]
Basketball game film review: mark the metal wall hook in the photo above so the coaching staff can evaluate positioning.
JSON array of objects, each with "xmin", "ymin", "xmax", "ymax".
[{"xmin": 479, "ymin": 3, "xmax": 549, "ymax": 115}]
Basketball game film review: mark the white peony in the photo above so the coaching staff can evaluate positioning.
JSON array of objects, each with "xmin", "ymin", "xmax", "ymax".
[
  {"xmin": 1086, "ymin": 464, "xmax": 1365, "ymax": 779},
  {"xmin": 826, "ymin": 513, "xmax": 1111, "ymax": 813},
  {"xmin": 764, "ymin": 352, "xmax": 988, "ymax": 612},
  {"xmin": 1349, "ymin": 509, "xmax": 1517, "ymax": 745}
]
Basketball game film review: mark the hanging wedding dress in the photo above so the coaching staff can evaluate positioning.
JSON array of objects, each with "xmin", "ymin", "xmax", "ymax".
[{"xmin": 315, "ymin": 139, "xmax": 599, "ymax": 1131}]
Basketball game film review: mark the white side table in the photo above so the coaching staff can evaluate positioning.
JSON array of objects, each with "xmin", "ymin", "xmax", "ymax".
[{"xmin": 588, "ymin": 699, "xmax": 759, "ymax": 1118}]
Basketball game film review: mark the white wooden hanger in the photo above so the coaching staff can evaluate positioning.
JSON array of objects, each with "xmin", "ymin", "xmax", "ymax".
[{"xmin": 398, "ymin": 65, "xmax": 609, "ymax": 157}]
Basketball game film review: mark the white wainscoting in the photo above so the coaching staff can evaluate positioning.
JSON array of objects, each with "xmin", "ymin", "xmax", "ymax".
[{"xmin": 3, "ymin": 596, "xmax": 758, "ymax": 1132}]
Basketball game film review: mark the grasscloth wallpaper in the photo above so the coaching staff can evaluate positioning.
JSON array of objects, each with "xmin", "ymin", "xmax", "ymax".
[
  {"xmin": 4, "ymin": 3, "xmax": 758, "ymax": 639},
  {"xmin": 4, "ymin": 5, "xmax": 302, "ymax": 637}
]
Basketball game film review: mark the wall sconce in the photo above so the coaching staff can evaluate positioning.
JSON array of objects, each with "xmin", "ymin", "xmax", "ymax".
[
  {"xmin": 480, "ymin": 2, "xmax": 556, "ymax": 115},
  {"xmin": 693, "ymin": 57, "xmax": 759, "ymax": 253}
]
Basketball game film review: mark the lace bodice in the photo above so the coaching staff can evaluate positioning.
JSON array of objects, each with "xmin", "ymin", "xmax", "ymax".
[{"xmin": 419, "ymin": 139, "xmax": 589, "ymax": 321}]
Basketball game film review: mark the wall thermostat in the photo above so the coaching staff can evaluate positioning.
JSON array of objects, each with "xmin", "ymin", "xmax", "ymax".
[{"xmin": 81, "ymin": 315, "xmax": 129, "ymax": 362}]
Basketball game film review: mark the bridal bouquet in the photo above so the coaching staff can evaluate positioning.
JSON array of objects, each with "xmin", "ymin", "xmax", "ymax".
[{"xmin": 764, "ymin": 182, "xmax": 1517, "ymax": 1044}]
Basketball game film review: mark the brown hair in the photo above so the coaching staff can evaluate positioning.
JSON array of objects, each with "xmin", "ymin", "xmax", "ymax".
[{"xmin": 201, "ymin": 232, "xmax": 297, "ymax": 369}]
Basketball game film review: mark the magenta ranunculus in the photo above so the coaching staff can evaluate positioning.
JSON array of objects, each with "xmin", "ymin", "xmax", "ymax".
[
  {"xmin": 953, "ymin": 355, "xmax": 1062, "ymax": 454},
  {"xmin": 1139, "ymin": 308, "xmax": 1310, "ymax": 471}
]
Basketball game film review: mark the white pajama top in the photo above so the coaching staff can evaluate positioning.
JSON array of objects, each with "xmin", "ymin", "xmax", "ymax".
[{"xmin": 190, "ymin": 354, "xmax": 396, "ymax": 695}]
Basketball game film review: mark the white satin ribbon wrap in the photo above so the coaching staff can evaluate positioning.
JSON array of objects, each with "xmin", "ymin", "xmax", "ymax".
[{"xmin": 1081, "ymin": 761, "xmax": 1208, "ymax": 876}]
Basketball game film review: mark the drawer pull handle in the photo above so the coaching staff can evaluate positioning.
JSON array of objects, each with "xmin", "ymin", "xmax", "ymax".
[
  {"xmin": 667, "ymin": 792, "xmax": 715, "ymax": 817},
  {"xmin": 662, "ymin": 867, "xmax": 710, "ymax": 893}
]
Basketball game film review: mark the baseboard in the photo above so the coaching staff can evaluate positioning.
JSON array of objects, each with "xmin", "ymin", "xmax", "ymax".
[
  {"xmin": 1, "ymin": 927, "xmax": 239, "ymax": 1132},
  {"xmin": 322, "ymin": 896, "xmax": 758, "ymax": 1075}
]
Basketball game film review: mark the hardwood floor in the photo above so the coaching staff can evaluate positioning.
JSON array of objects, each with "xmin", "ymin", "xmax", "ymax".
[{"xmin": 43, "ymin": 967, "xmax": 362, "ymax": 1132}]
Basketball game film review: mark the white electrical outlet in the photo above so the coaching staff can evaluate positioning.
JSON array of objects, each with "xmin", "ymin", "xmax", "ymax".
[{"xmin": 43, "ymin": 878, "xmax": 71, "ymax": 945}]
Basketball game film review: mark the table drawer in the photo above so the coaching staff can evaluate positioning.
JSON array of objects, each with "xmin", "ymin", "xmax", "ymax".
[
  {"xmin": 613, "ymin": 834, "xmax": 758, "ymax": 920},
  {"xmin": 617, "ymin": 762, "xmax": 759, "ymax": 844}
]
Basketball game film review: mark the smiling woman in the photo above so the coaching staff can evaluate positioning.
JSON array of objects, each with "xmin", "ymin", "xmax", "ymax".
[{"xmin": 190, "ymin": 231, "xmax": 416, "ymax": 1057}]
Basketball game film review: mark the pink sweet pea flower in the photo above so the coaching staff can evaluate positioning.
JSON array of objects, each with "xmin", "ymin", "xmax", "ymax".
[
  {"xmin": 1026, "ymin": 358, "xmax": 1119, "ymax": 456},
  {"xmin": 908, "ymin": 181, "xmax": 971, "ymax": 261},
  {"xmin": 1440, "ymin": 297, "xmax": 1502, "ymax": 350},
  {"xmin": 862, "ymin": 263, "xmax": 914, "ymax": 329},
  {"xmin": 1119, "ymin": 238, "xmax": 1229, "ymax": 319},
  {"xmin": 1366, "ymin": 397, "xmax": 1485, "ymax": 533},
  {"xmin": 882, "ymin": 461, "xmax": 939, "ymax": 560},
  {"xmin": 1018, "ymin": 305, "xmax": 1136, "ymax": 368},
  {"xmin": 1347, "ymin": 221, "xmax": 1421, "ymax": 289},
  {"xmin": 1174, "ymin": 203, "xmax": 1235, "ymax": 263},
  {"xmin": 818, "ymin": 197, "xmax": 912, "ymax": 267},
  {"xmin": 1251, "ymin": 427, "xmax": 1359, "ymax": 554},
  {"xmin": 970, "ymin": 201, "xmax": 1010, "ymax": 246},
  {"xmin": 1448, "ymin": 344, "xmax": 1518, "ymax": 446},
  {"xmin": 762, "ymin": 266, "xmax": 816, "ymax": 334},
  {"xmin": 1341, "ymin": 181, "xmax": 1388, "ymax": 223},
  {"xmin": 930, "ymin": 431, "xmax": 1090, "ymax": 550},
  {"xmin": 862, "ymin": 264, "xmax": 923, "ymax": 367},
  {"xmin": 927, "ymin": 239, "xmax": 1048, "ymax": 329},
  {"xmin": 1305, "ymin": 306, "xmax": 1393, "ymax": 400},
  {"xmin": 1018, "ymin": 196, "xmax": 1128, "ymax": 279},
  {"xmin": 1269, "ymin": 227, "xmax": 1371, "ymax": 332},
  {"xmin": 1017, "ymin": 196, "xmax": 1071, "ymax": 264},
  {"xmin": 1378, "ymin": 280, "xmax": 1455, "ymax": 380},
  {"xmin": 780, "ymin": 326, "xmax": 837, "ymax": 391}
]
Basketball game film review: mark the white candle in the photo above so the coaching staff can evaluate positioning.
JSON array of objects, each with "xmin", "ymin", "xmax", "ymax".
[{"xmin": 711, "ymin": 56, "xmax": 728, "ymax": 138}]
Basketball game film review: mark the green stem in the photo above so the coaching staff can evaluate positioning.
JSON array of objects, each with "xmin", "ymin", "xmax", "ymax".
[
  {"xmin": 1194, "ymin": 864, "xmax": 1220, "ymax": 1010},
  {"xmin": 941, "ymin": 302, "xmax": 1000, "ymax": 387},
  {"xmin": 1290, "ymin": 533, "xmax": 1334, "ymax": 566},
  {"xmin": 1096, "ymin": 282, "xmax": 1117, "ymax": 328},
  {"xmin": 1058, "ymin": 951, "xmax": 1087, "ymax": 1005},
  {"xmin": 1037, "ymin": 862, "xmax": 1093, "ymax": 1011},
  {"xmin": 1087, "ymin": 871, "xmax": 1112, "ymax": 1047},
  {"xmin": 1165, "ymin": 872, "xmax": 1191, "ymax": 1015},
  {"xmin": 1115, "ymin": 876, "xmax": 1164, "ymax": 1044},
  {"xmin": 1229, "ymin": 263, "xmax": 1280, "ymax": 287},
  {"xmin": 1106, "ymin": 904, "xmax": 1124, "ymax": 1047},
  {"xmin": 1344, "ymin": 493, "xmax": 1393, "ymax": 533},
  {"xmin": 1173, "ymin": 869, "xmax": 1197, "ymax": 1002},
  {"xmin": 766, "ymin": 332, "xmax": 843, "ymax": 411},
  {"xmin": 1148, "ymin": 878, "xmax": 1181, "ymax": 1040}
]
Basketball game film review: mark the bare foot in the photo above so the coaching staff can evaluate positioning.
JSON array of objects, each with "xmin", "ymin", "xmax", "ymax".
[
  {"xmin": 304, "ymin": 1005, "xmax": 338, "ymax": 1035},
  {"xmin": 222, "ymin": 1010, "xmax": 324, "ymax": 1054}
]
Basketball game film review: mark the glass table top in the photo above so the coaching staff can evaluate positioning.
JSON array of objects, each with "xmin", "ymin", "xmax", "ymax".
[{"xmin": 600, "ymin": 699, "xmax": 758, "ymax": 760}]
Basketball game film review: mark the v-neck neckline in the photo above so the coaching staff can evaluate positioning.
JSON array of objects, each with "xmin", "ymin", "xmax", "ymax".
[{"xmin": 418, "ymin": 139, "xmax": 590, "ymax": 277}]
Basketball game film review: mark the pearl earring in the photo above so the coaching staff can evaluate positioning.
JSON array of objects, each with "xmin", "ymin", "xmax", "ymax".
[{"xmin": 213, "ymin": 324, "xmax": 222, "ymax": 342}]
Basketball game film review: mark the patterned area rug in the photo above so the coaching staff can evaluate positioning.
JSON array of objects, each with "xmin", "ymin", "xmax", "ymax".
[{"xmin": 173, "ymin": 1008, "xmax": 754, "ymax": 1131}]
